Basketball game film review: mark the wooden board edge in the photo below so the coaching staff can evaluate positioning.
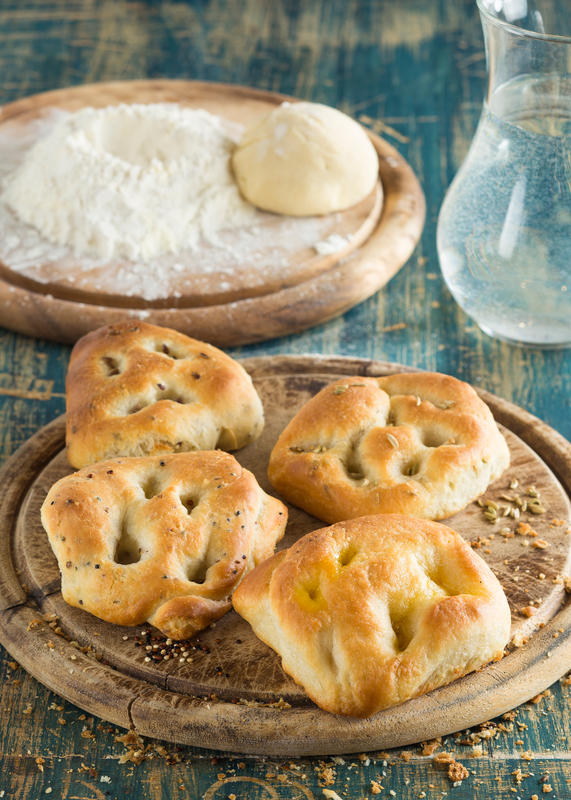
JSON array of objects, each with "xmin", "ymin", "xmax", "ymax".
[
  {"xmin": 0, "ymin": 593, "xmax": 567, "ymax": 757},
  {"xmin": 131, "ymin": 601, "xmax": 571, "ymax": 755},
  {"xmin": 0, "ymin": 79, "xmax": 295, "ymax": 122},
  {"xmin": 0, "ymin": 603, "xmax": 137, "ymax": 731},
  {"xmin": 0, "ymin": 416, "xmax": 66, "ymax": 609}
]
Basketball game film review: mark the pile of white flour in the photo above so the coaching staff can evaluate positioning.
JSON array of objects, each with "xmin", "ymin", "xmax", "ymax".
[{"xmin": 2, "ymin": 103, "xmax": 256, "ymax": 261}]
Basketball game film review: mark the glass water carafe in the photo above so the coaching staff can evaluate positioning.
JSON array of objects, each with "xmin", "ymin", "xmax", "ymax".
[{"xmin": 437, "ymin": 0, "xmax": 571, "ymax": 347}]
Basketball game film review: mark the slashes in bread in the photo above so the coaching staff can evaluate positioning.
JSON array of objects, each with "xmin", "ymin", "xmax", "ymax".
[
  {"xmin": 233, "ymin": 514, "xmax": 511, "ymax": 717},
  {"xmin": 42, "ymin": 451, "xmax": 287, "ymax": 639},
  {"xmin": 66, "ymin": 322, "xmax": 264, "ymax": 468},
  {"xmin": 268, "ymin": 372, "xmax": 509, "ymax": 522}
]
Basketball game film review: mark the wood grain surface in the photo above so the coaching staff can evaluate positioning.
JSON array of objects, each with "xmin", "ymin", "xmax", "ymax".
[
  {"xmin": 0, "ymin": 0, "xmax": 569, "ymax": 798},
  {"xmin": 0, "ymin": 80, "xmax": 424, "ymax": 345},
  {"xmin": 0, "ymin": 357, "xmax": 569, "ymax": 756}
]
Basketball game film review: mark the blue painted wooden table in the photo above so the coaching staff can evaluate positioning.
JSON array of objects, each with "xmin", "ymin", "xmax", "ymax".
[{"xmin": 0, "ymin": 1, "xmax": 569, "ymax": 798}]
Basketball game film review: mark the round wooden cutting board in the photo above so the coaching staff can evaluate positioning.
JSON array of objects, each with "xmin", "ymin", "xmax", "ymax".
[
  {"xmin": 0, "ymin": 80, "xmax": 425, "ymax": 345},
  {"xmin": 0, "ymin": 356, "xmax": 569, "ymax": 756}
]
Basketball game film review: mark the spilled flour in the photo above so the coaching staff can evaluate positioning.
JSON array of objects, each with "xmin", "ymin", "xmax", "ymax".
[
  {"xmin": 0, "ymin": 105, "xmax": 362, "ymax": 302},
  {"xmin": 3, "ymin": 103, "xmax": 256, "ymax": 261}
]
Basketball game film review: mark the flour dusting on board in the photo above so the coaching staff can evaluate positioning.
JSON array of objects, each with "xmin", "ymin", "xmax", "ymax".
[
  {"xmin": 3, "ymin": 103, "xmax": 257, "ymax": 261},
  {"xmin": 0, "ymin": 107, "xmax": 365, "ymax": 301},
  {"xmin": 313, "ymin": 233, "xmax": 352, "ymax": 255}
]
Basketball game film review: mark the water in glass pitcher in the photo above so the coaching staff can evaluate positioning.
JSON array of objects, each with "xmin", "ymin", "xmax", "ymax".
[{"xmin": 437, "ymin": 75, "xmax": 571, "ymax": 347}]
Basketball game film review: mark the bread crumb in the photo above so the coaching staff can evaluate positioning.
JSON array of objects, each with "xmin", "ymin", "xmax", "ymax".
[
  {"xmin": 532, "ymin": 539, "xmax": 549, "ymax": 549},
  {"xmin": 542, "ymin": 785, "xmax": 553, "ymax": 794},
  {"xmin": 433, "ymin": 752, "xmax": 455, "ymax": 764},
  {"xmin": 421, "ymin": 737, "xmax": 442, "ymax": 756},
  {"xmin": 529, "ymin": 689, "xmax": 552, "ymax": 704},
  {"xmin": 433, "ymin": 752, "xmax": 469, "ymax": 783},
  {"xmin": 370, "ymin": 780, "xmax": 383, "ymax": 794},
  {"xmin": 512, "ymin": 767, "xmax": 525, "ymax": 784},
  {"xmin": 516, "ymin": 522, "xmax": 537, "ymax": 537},
  {"xmin": 512, "ymin": 632, "xmax": 529, "ymax": 648},
  {"xmin": 448, "ymin": 760, "xmax": 469, "ymax": 782},
  {"xmin": 520, "ymin": 605, "xmax": 538, "ymax": 617},
  {"xmin": 317, "ymin": 765, "xmax": 336, "ymax": 786}
]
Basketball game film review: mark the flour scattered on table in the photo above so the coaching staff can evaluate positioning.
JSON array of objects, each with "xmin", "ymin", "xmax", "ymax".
[{"xmin": 3, "ymin": 103, "xmax": 256, "ymax": 261}]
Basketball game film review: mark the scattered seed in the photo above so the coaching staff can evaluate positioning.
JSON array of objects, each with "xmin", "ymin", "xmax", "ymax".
[{"xmin": 528, "ymin": 503, "xmax": 546, "ymax": 515}]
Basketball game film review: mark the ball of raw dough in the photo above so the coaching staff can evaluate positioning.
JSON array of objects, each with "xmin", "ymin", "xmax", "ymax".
[{"xmin": 232, "ymin": 101, "xmax": 379, "ymax": 216}]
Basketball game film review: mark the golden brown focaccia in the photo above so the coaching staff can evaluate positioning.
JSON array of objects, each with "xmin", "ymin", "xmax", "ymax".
[
  {"xmin": 268, "ymin": 372, "xmax": 509, "ymax": 522},
  {"xmin": 233, "ymin": 514, "xmax": 511, "ymax": 717},
  {"xmin": 41, "ymin": 451, "xmax": 287, "ymax": 639},
  {"xmin": 65, "ymin": 322, "xmax": 264, "ymax": 468}
]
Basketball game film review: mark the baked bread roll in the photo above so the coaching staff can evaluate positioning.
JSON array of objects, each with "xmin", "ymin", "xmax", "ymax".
[
  {"xmin": 66, "ymin": 322, "xmax": 264, "ymax": 468},
  {"xmin": 233, "ymin": 514, "xmax": 511, "ymax": 717},
  {"xmin": 41, "ymin": 451, "xmax": 287, "ymax": 639},
  {"xmin": 268, "ymin": 372, "xmax": 509, "ymax": 522}
]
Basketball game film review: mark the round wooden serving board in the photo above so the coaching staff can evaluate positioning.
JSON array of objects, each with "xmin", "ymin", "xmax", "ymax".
[
  {"xmin": 0, "ymin": 80, "xmax": 424, "ymax": 345},
  {"xmin": 0, "ymin": 356, "xmax": 569, "ymax": 756}
]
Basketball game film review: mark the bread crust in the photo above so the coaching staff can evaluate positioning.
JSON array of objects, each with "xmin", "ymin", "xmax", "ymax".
[
  {"xmin": 268, "ymin": 372, "xmax": 510, "ymax": 522},
  {"xmin": 233, "ymin": 514, "xmax": 511, "ymax": 717},
  {"xmin": 65, "ymin": 322, "xmax": 264, "ymax": 468},
  {"xmin": 41, "ymin": 451, "xmax": 287, "ymax": 639}
]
